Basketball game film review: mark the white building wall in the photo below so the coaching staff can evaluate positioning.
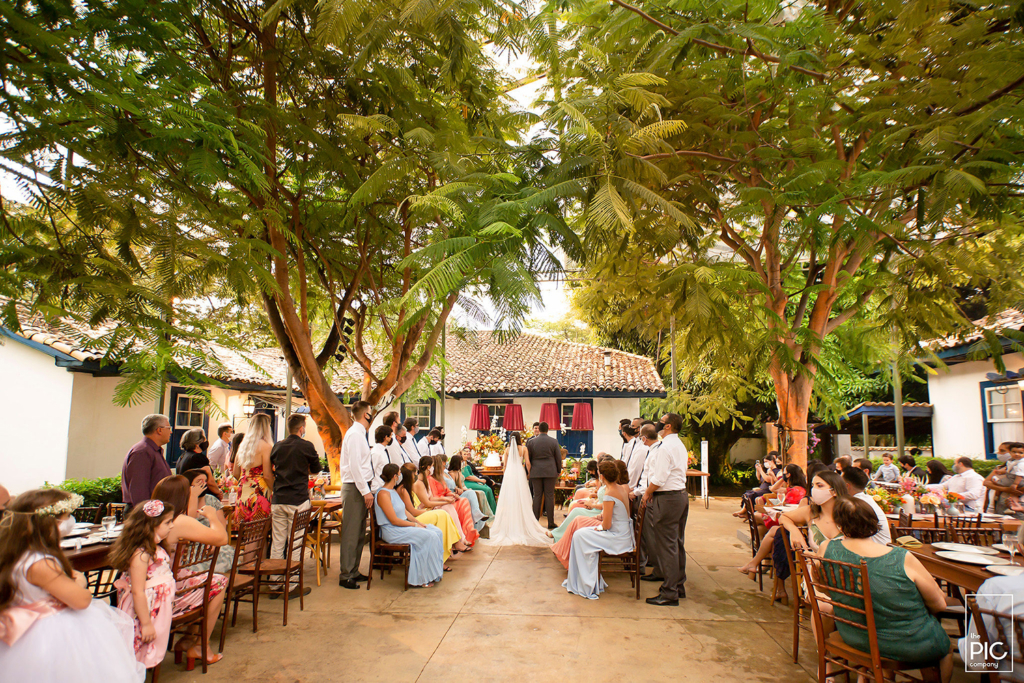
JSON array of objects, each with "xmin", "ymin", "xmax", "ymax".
[
  {"xmin": 0, "ymin": 341, "xmax": 74, "ymax": 494},
  {"xmin": 928, "ymin": 352, "xmax": 1024, "ymax": 460},
  {"xmin": 66, "ymin": 375, "xmax": 156, "ymax": 481}
]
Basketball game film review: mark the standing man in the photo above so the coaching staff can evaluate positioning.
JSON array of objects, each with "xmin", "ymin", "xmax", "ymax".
[
  {"xmin": 390, "ymin": 424, "xmax": 414, "ymax": 465},
  {"xmin": 270, "ymin": 414, "xmax": 320, "ymax": 586},
  {"xmin": 630, "ymin": 424, "xmax": 660, "ymax": 571},
  {"xmin": 121, "ymin": 414, "xmax": 173, "ymax": 508},
  {"xmin": 933, "ymin": 456, "xmax": 986, "ymax": 513},
  {"xmin": 642, "ymin": 413, "xmax": 689, "ymax": 606},
  {"xmin": 381, "ymin": 411, "xmax": 400, "ymax": 431},
  {"xmin": 399, "ymin": 421, "xmax": 421, "ymax": 464},
  {"xmin": 621, "ymin": 425, "xmax": 648, "ymax": 489},
  {"xmin": 619, "ymin": 424, "xmax": 639, "ymax": 461},
  {"xmin": 530, "ymin": 422, "xmax": 541, "ymax": 441},
  {"xmin": 426, "ymin": 429, "xmax": 444, "ymax": 456},
  {"xmin": 339, "ymin": 401, "xmax": 373, "ymax": 589},
  {"xmin": 369, "ymin": 425, "xmax": 394, "ymax": 491},
  {"xmin": 207, "ymin": 423, "xmax": 233, "ymax": 471},
  {"xmin": 526, "ymin": 422, "xmax": 562, "ymax": 529}
]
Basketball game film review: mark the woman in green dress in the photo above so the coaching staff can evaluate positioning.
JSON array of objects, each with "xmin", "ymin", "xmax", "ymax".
[
  {"xmin": 454, "ymin": 454, "xmax": 496, "ymax": 511},
  {"xmin": 818, "ymin": 497, "xmax": 953, "ymax": 681}
]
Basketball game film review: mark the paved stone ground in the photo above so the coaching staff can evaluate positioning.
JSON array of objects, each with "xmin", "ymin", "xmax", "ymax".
[{"xmin": 159, "ymin": 498, "xmax": 976, "ymax": 683}]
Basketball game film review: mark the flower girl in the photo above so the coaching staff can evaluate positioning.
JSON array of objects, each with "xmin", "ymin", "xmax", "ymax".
[
  {"xmin": 0, "ymin": 489, "xmax": 145, "ymax": 681},
  {"xmin": 109, "ymin": 500, "xmax": 176, "ymax": 668}
]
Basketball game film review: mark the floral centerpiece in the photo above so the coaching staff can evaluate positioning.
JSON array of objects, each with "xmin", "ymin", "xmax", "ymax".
[
  {"xmin": 869, "ymin": 488, "xmax": 905, "ymax": 514},
  {"xmin": 307, "ymin": 475, "xmax": 327, "ymax": 500},
  {"xmin": 468, "ymin": 433, "xmax": 506, "ymax": 468},
  {"xmin": 560, "ymin": 457, "xmax": 582, "ymax": 486}
]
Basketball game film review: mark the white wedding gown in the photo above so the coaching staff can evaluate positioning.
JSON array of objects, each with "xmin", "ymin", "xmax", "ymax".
[{"xmin": 487, "ymin": 444, "xmax": 552, "ymax": 546}]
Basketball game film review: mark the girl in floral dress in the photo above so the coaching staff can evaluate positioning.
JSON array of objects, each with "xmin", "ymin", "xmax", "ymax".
[
  {"xmin": 232, "ymin": 413, "xmax": 275, "ymax": 522},
  {"xmin": 110, "ymin": 499, "xmax": 176, "ymax": 668}
]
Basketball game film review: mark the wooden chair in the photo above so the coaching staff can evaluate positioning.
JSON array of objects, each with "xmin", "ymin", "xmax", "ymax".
[
  {"xmin": 306, "ymin": 505, "xmax": 332, "ymax": 586},
  {"xmin": 796, "ymin": 549, "xmax": 945, "ymax": 683},
  {"xmin": 744, "ymin": 496, "xmax": 772, "ymax": 592},
  {"xmin": 218, "ymin": 517, "xmax": 270, "ymax": 652},
  {"xmin": 240, "ymin": 507, "xmax": 311, "ymax": 626},
  {"xmin": 891, "ymin": 526, "xmax": 949, "ymax": 544},
  {"xmin": 106, "ymin": 502, "xmax": 128, "ymax": 524},
  {"xmin": 947, "ymin": 513, "xmax": 984, "ymax": 541},
  {"xmin": 366, "ymin": 507, "xmax": 410, "ymax": 591},
  {"xmin": 165, "ymin": 540, "xmax": 221, "ymax": 675},
  {"xmin": 84, "ymin": 568, "xmax": 120, "ymax": 603},
  {"xmin": 598, "ymin": 498, "xmax": 647, "ymax": 600},
  {"xmin": 956, "ymin": 526, "xmax": 1001, "ymax": 547},
  {"xmin": 965, "ymin": 595, "xmax": 1024, "ymax": 682},
  {"xmin": 781, "ymin": 528, "xmax": 812, "ymax": 663},
  {"xmin": 77, "ymin": 505, "xmax": 105, "ymax": 525}
]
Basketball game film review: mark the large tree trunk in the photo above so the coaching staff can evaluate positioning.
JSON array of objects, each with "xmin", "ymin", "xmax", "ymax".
[{"xmin": 769, "ymin": 361, "xmax": 813, "ymax": 468}]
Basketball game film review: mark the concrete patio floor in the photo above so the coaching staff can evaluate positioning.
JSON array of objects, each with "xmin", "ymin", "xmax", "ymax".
[{"xmin": 158, "ymin": 498, "xmax": 975, "ymax": 683}]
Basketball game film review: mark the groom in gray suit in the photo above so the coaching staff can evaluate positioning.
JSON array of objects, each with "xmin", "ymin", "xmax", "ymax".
[{"xmin": 527, "ymin": 422, "xmax": 562, "ymax": 529}]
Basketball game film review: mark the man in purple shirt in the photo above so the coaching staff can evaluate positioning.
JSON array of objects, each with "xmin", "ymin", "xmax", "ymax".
[{"xmin": 121, "ymin": 414, "xmax": 173, "ymax": 506}]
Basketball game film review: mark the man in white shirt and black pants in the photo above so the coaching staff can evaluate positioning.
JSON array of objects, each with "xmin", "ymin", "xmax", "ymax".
[
  {"xmin": 339, "ymin": 401, "xmax": 374, "ymax": 589},
  {"xmin": 629, "ymin": 424, "xmax": 660, "ymax": 570},
  {"xmin": 620, "ymin": 425, "xmax": 647, "ymax": 490},
  {"xmin": 642, "ymin": 413, "xmax": 690, "ymax": 606},
  {"xmin": 369, "ymin": 425, "xmax": 395, "ymax": 492}
]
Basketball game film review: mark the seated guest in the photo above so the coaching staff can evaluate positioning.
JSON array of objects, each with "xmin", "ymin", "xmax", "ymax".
[
  {"xmin": 457, "ymin": 454, "xmax": 496, "ymax": 510},
  {"xmin": 549, "ymin": 455, "xmax": 616, "ymax": 541},
  {"xmin": 925, "ymin": 459, "xmax": 954, "ymax": 485},
  {"xmin": 898, "ymin": 453, "xmax": 928, "ymax": 481},
  {"xmin": 734, "ymin": 452, "xmax": 780, "ymax": 518},
  {"xmin": 929, "ymin": 457, "xmax": 985, "ymax": 512},
  {"xmin": 819, "ymin": 498, "xmax": 953, "ymax": 682},
  {"xmin": 562, "ymin": 460, "xmax": 634, "ymax": 600},
  {"xmin": 375, "ymin": 464, "xmax": 445, "ymax": 587},
  {"xmin": 181, "ymin": 470, "xmax": 235, "ymax": 574},
  {"xmin": 551, "ymin": 459, "xmax": 625, "ymax": 568},
  {"xmin": 176, "ymin": 428, "xmax": 222, "ymax": 500},
  {"xmin": 436, "ymin": 455, "xmax": 487, "ymax": 530},
  {"xmin": 959, "ymin": 570, "xmax": 1024, "ymax": 674},
  {"xmin": 0, "ymin": 489, "xmax": 145, "ymax": 682},
  {"xmin": 151, "ymin": 476, "xmax": 228, "ymax": 666},
  {"xmin": 415, "ymin": 457, "xmax": 478, "ymax": 546},
  {"xmin": 841, "ymin": 467, "xmax": 891, "ymax": 545},
  {"xmin": 833, "ymin": 456, "xmax": 851, "ymax": 473},
  {"xmin": 396, "ymin": 463, "xmax": 467, "ymax": 565},
  {"xmin": 569, "ymin": 460, "xmax": 601, "ymax": 508},
  {"xmin": 761, "ymin": 464, "xmax": 806, "ymax": 531},
  {"xmin": 449, "ymin": 456, "xmax": 493, "ymax": 519},
  {"xmin": 460, "ymin": 447, "xmax": 495, "ymax": 490},
  {"xmin": 871, "ymin": 453, "xmax": 901, "ymax": 483}
]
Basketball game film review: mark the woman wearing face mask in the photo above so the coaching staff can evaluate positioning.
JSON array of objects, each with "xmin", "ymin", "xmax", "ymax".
[
  {"xmin": 737, "ymin": 465, "xmax": 808, "ymax": 582},
  {"xmin": 739, "ymin": 470, "xmax": 848, "ymax": 576},
  {"xmin": 175, "ymin": 428, "xmax": 223, "ymax": 500},
  {"xmin": 0, "ymin": 489, "xmax": 146, "ymax": 682},
  {"xmin": 414, "ymin": 457, "xmax": 478, "ymax": 546}
]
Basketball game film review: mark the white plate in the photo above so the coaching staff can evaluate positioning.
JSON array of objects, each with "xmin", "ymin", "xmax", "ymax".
[
  {"xmin": 992, "ymin": 543, "xmax": 1018, "ymax": 554},
  {"xmin": 932, "ymin": 542, "xmax": 1001, "ymax": 555},
  {"xmin": 73, "ymin": 522, "xmax": 95, "ymax": 529},
  {"xmin": 60, "ymin": 537, "xmax": 104, "ymax": 549},
  {"xmin": 936, "ymin": 551, "xmax": 1011, "ymax": 566},
  {"xmin": 987, "ymin": 565, "xmax": 1024, "ymax": 576}
]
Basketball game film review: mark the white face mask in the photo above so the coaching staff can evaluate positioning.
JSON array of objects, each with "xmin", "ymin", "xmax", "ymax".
[
  {"xmin": 427, "ymin": 466, "xmax": 434, "ymax": 476},
  {"xmin": 58, "ymin": 516, "xmax": 76, "ymax": 537},
  {"xmin": 998, "ymin": 452, "xmax": 1011, "ymax": 463},
  {"xmin": 810, "ymin": 487, "xmax": 834, "ymax": 506}
]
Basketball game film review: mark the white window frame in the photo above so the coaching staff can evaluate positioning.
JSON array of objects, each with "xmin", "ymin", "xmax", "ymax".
[
  {"xmin": 986, "ymin": 386, "xmax": 1023, "ymax": 423},
  {"xmin": 175, "ymin": 394, "xmax": 206, "ymax": 429},
  {"xmin": 404, "ymin": 402, "xmax": 431, "ymax": 428}
]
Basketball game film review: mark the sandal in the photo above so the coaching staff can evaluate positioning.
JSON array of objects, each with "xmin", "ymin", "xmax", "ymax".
[{"xmin": 443, "ymin": 565, "xmax": 452, "ymax": 572}]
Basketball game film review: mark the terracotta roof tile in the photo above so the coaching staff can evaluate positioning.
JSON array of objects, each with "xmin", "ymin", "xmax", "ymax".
[
  {"xmin": 928, "ymin": 308, "xmax": 1024, "ymax": 351},
  {"xmin": 2, "ymin": 301, "xmax": 665, "ymax": 396}
]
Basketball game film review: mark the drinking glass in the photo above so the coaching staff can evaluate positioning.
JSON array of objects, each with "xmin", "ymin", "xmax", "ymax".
[
  {"xmin": 101, "ymin": 515, "xmax": 116, "ymax": 538},
  {"xmin": 1003, "ymin": 533, "xmax": 1017, "ymax": 564}
]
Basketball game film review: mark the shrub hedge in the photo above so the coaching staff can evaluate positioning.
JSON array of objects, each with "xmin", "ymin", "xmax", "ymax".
[{"xmin": 44, "ymin": 476, "xmax": 122, "ymax": 508}]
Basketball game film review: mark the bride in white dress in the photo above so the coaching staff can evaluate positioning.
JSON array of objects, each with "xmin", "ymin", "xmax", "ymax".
[{"xmin": 487, "ymin": 434, "xmax": 552, "ymax": 546}]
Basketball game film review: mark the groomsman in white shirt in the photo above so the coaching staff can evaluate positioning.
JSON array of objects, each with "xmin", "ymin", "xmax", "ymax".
[
  {"xmin": 339, "ymin": 401, "xmax": 374, "ymax": 589},
  {"xmin": 642, "ymin": 413, "xmax": 689, "ymax": 606},
  {"xmin": 369, "ymin": 425, "xmax": 394, "ymax": 492},
  {"xmin": 388, "ymin": 424, "xmax": 414, "ymax": 465},
  {"xmin": 400, "ymin": 419, "xmax": 422, "ymax": 464},
  {"xmin": 620, "ymin": 425, "xmax": 648, "ymax": 489},
  {"xmin": 425, "ymin": 429, "xmax": 444, "ymax": 456},
  {"xmin": 630, "ymin": 424, "xmax": 660, "ymax": 570}
]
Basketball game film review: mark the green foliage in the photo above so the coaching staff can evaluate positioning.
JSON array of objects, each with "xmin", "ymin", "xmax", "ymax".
[
  {"xmin": 714, "ymin": 462, "xmax": 758, "ymax": 489},
  {"xmin": 44, "ymin": 477, "xmax": 123, "ymax": 508},
  {"xmin": 865, "ymin": 456, "xmax": 1001, "ymax": 479}
]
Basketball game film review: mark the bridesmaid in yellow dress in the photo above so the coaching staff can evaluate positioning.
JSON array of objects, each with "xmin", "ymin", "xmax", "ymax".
[{"xmin": 397, "ymin": 464, "xmax": 467, "ymax": 564}]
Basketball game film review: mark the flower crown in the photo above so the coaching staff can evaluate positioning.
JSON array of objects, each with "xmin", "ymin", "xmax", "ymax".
[{"xmin": 34, "ymin": 493, "xmax": 84, "ymax": 517}]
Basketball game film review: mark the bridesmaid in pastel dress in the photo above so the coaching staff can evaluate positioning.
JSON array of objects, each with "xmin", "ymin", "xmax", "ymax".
[
  {"xmin": 448, "ymin": 456, "xmax": 494, "ymax": 520},
  {"xmin": 397, "ymin": 464, "xmax": 468, "ymax": 563},
  {"xmin": 568, "ymin": 460, "xmax": 601, "ymax": 509},
  {"xmin": 549, "ymin": 485, "xmax": 606, "ymax": 542},
  {"xmin": 563, "ymin": 461, "xmax": 635, "ymax": 600},
  {"xmin": 419, "ymin": 457, "xmax": 480, "ymax": 545},
  {"xmin": 551, "ymin": 515, "xmax": 603, "ymax": 569},
  {"xmin": 438, "ymin": 455, "xmax": 488, "ymax": 530},
  {"xmin": 456, "ymin": 453, "xmax": 497, "ymax": 511},
  {"xmin": 375, "ymin": 465, "xmax": 445, "ymax": 587}
]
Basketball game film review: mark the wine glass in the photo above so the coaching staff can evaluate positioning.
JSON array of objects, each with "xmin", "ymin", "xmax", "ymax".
[
  {"xmin": 101, "ymin": 515, "xmax": 116, "ymax": 538},
  {"xmin": 1003, "ymin": 532, "xmax": 1017, "ymax": 564}
]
